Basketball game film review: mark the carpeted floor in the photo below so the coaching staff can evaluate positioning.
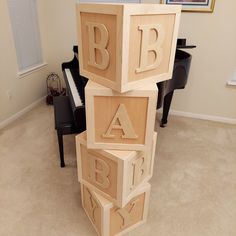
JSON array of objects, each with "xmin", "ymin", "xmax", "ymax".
[{"xmin": 0, "ymin": 103, "xmax": 236, "ymax": 236}]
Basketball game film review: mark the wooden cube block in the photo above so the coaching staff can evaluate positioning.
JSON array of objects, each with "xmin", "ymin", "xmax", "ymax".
[
  {"xmin": 85, "ymin": 80, "xmax": 157, "ymax": 151},
  {"xmin": 77, "ymin": 3, "xmax": 181, "ymax": 92},
  {"xmin": 81, "ymin": 182, "xmax": 151, "ymax": 236},
  {"xmin": 76, "ymin": 131, "xmax": 157, "ymax": 208}
]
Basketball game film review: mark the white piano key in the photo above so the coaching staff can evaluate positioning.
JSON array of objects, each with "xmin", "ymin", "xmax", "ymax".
[{"xmin": 65, "ymin": 69, "xmax": 83, "ymax": 107}]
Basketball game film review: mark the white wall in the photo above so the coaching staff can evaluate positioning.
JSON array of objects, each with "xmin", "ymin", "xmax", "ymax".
[
  {"xmin": 41, "ymin": 0, "xmax": 236, "ymax": 120},
  {"xmin": 0, "ymin": 0, "xmax": 49, "ymax": 124},
  {"xmin": 0, "ymin": 0, "xmax": 78, "ymax": 125},
  {"xmin": 39, "ymin": 0, "xmax": 140, "ymax": 80},
  {"xmin": 39, "ymin": 0, "xmax": 79, "ymax": 81},
  {"xmin": 142, "ymin": 0, "xmax": 236, "ymax": 120},
  {"xmin": 1, "ymin": 0, "xmax": 236, "ymax": 125}
]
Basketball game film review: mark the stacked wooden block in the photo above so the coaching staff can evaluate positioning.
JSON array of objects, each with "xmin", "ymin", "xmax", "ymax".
[{"xmin": 75, "ymin": 3, "xmax": 181, "ymax": 236}]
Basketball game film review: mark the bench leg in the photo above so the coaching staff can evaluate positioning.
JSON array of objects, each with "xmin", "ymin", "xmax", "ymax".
[{"xmin": 57, "ymin": 130, "xmax": 65, "ymax": 167}]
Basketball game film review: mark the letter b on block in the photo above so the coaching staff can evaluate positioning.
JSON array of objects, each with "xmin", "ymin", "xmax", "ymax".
[
  {"xmin": 86, "ymin": 22, "xmax": 110, "ymax": 70},
  {"xmin": 89, "ymin": 154, "xmax": 110, "ymax": 189},
  {"xmin": 76, "ymin": 131, "xmax": 157, "ymax": 208},
  {"xmin": 77, "ymin": 3, "xmax": 181, "ymax": 92},
  {"xmin": 136, "ymin": 24, "xmax": 165, "ymax": 73}
]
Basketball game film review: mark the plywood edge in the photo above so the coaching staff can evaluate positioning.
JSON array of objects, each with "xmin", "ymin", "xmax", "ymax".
[
  {"xmin": 81, "ymin": 180, "xmax": 119, "ymax": 207},
  {"xmin": 120, "ymin": 75, "xmax": 170, "ymax": 93},
  {"xmin": 83, "ymin": 209, "xmax": 102, "ymax": 236},
  {"xmin": 76, "ymin": 136, "xmax": 83, "ymax": 182},
  {"xmin": 115, "ymin": 220, "xmax": 146, "ymax": 236},
  {"xmin": 80, "ymin": 183, "xmax": 85, "ymax": 207},
  {"xmin": 81, "ymin": 188, "xmax": 102, "ymax": 236},
  {"xmin": 83, "ymin": 72, "xmax": 120, "ymax": 92},
  {"xmin": 81, "ymin": 183, "xmax": 112, "ymax": 236},
  {"xmin": 115, "ymin": 183, "xmax": 151, "ymax": 236},
  {"xmin": 125, "ymin": 3, "xmax": 182, "ymax": 15},
  {"xmin": 87, "ymin": 78, "xmax": 158, "ymax": 93},
  {"xmin": 142, "ymin": 183, "xmax": 151, "ymax": 221},
  {"xmin": 85, "ymin": 80, "xmax": 111, "ymax": 92},
  {"xmin": 87, "ymin": 142, "xmax": 146, "ymax": 152},
  {"xmin": 77, "ymin": 3, "xmax": 124, "ymax": 14},
  {"xmin": 76, "ymin": 131, "xmax": 87, "ymax": 146},
  {"xmin": 123, "ymin": 182, "xmax": 151, "ymax": 208},
  {"xmin": 104, "ymin": 149, "xmax": 137, "ymax": 161},
  {"xmin": 117, "ymin": 160, "xmax": 125, "ymax": 208},
  {"xmin": 77, "ymin": 131, "xmax": 136, "ymax": 161},
  {"xmin": 115, "ymin": 4, "xmax": 124, "ymax": 93},
  {"xmin": 149, "ymin": 131, "xmax": 157, "ymax": 178},
  {"xmin": 167, "ymin": 11, "xmax": 181, "ymax": 75},
  {"xmin": 93, "ymin": 187, "xmax": 114, "ymax": 209},
  {"xmin": 76, "ymin": 5, "xmax": 84, "ymax": 78},
  {"xmin": 78, "ymin": 3, "xmax": 181, "ymax": 13}
]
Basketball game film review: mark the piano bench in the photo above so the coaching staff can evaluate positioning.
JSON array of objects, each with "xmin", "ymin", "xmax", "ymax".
[{"xmin": 53, "ymin": 96, "xmax": 77, "ymax": 167}]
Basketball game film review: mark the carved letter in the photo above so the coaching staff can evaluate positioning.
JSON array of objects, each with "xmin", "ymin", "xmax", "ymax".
[
  {"xmin": 116, "ymin": 199, "xmax": 140, "ymax": 229},
  {"xmin": 131, "ymin": 156, "xmax": 145, "ymax": 190},
  {"xmin": 88, "ymin": 153, "xmax": 110, "ymax": 189},
  {"xmin": 136, "ymin": 24, "xmax": 165, "ymax": 73},
  {"xmin": 102, "ymin": 104, "xmax": 138, "ymax": 139},
  {"xmin": 85, "ymin": 187, "xmax": 98, "ymax": 223},
  {"xmin": 86, "ymin": 22, "xmax": 109, "ymax": 70}
]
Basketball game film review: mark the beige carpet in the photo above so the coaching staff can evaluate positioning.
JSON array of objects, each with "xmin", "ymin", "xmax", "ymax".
[{"xmin": 0, "ymin": 103, "xmax": 235, "ymax": 236}]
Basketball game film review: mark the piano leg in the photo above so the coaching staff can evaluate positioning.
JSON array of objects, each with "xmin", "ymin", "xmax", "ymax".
[
  {"xmin": 57, "ymin": 130, "xmax": 65, "ymax": 167},
  {"xmin": 160, "ymin": 91, "xmax": 174, "ymax": 128}
]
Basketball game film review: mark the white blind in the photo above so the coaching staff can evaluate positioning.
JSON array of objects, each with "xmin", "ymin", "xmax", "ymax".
[{"xmin": 8, "ymin": 0, "xmax": 43, "ymax": 72}]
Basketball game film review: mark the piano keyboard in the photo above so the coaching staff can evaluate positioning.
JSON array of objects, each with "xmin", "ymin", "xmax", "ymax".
[{"xmin": 65, "ymin": 68, "xmax": 83, "ymax": 107}]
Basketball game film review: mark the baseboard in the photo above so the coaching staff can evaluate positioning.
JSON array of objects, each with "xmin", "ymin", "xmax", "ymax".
[
  {"xmin": 160, "ymin": 109, "xmax": 236, "ymax": 125},
  {"xmin": 0, "ymin": 96, "xmax": 46, "ymax": 130},
  {"xmin": 1, "ymin": 97, "xmax": 235, "ymax": 129}
]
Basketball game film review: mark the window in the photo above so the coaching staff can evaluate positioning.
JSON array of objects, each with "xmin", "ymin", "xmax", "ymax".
[{"xmin": 8, "ymin": 0, "xmax": 44, "ymax": 75}]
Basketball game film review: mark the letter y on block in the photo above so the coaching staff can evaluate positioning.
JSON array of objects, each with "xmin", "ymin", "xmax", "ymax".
[{"xmin": 116, "ymin": 198, "xmax": 140, "ymax": 229}]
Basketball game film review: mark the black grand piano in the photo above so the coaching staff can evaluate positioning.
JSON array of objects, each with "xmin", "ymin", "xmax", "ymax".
[
  {"xmin": 157, "ymin": 39, "xmax": 195, "ymax": 127},
  {"xmin": 62, "ymin": 40, "xmax": 194, "ymax": 131},
  {"xmin": 61, "ymin": 46, "xmax": 87, "ymax": 132}
]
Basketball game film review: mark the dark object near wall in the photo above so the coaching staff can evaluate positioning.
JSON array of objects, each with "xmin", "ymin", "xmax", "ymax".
[
  {"xmin": 53, "ymin": 96, "xmax": 85, "ymax": 167},
  {"xmin": 53, "ymin": 46, "xmax": 87, "ymax": 167},
  {"xmin": 46, "ymin": 73, "xmax": 66, "ymax": 105},
  {"xmin": 176, "ymin": 38, "xmax": 196, "ymax": 49},
  {"xmin": 61, "ymin": 45, "xmax": 88, "ymax": 130},
  {"xmin": 157, "ymin": 47, "xmax": 193, "ymax": 127}
]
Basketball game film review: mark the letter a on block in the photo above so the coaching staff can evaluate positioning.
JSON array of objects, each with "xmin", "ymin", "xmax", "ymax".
[
  {"xmin": 116, "ymin": 199, "xmax": 140, "ymax": 229},
  {"xmin": 86, "ymin": 22, "xmax": 110, "ymax": 70},
  {"xmin": 136, "ymin": 24, "xmax": 165, "ymax": 73},
  {"xmin": 88, "ymin": 153, "xmax": 110, "ymax": 189},
  {"xmin": 102, "ymin": 104, "xmax": 138, "ymax": 139}
]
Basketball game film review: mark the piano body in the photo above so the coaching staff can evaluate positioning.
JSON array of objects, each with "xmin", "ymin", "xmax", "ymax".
[
  {"xmin": 157, "ymin": 40, "xmax": 195, "ymax": 127},
  {"xmin": 62, "ymin": 40, "xmax": 194, "ymax": 130},
  {"xmin": 62, "ymin": 46, "xmax": 87, "ymax": 132}
]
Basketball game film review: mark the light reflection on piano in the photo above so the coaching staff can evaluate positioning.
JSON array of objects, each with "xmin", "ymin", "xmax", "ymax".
[{"xmin": 62, "ymin": 46, "xmax": 87, "ymax": 132}]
